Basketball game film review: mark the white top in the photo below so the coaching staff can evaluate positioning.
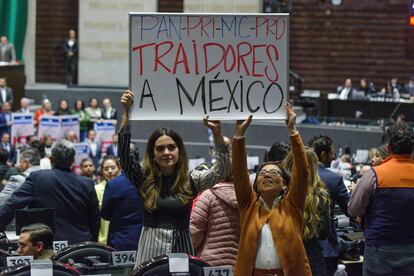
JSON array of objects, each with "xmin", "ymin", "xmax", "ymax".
[
  {"xmin": 105, "ymin": 107, "xmax": 112, "ymax": 119},
  {"xmin": 1, "ymin": 88, "xmax": 6, "ymax": 103},
  {"xmin": 67, "ymin": 40, "xmax": 75, "ymax": 47},
  {"xmin": 339, "ymin": 87, "xmax": 351, "ymax": 100},
  {"xmin": 40, "ymin": 158, "xmax": 52, "ymax": 170},
  {"xmin": 255, "ymin": 197, "xmax": 282, "ymax": 269},
  {"xmin": 255, "ymin": 223, "xmax": 281, "ymax": 269},
  {"xmin": 89, "ymin": 140, "xmax": 98, "ymax": 156}
]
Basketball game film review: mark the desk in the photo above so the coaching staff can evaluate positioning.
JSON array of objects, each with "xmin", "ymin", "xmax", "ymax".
[
  {"xmin": 309, "ymin": 98, "xmax": 414, "ymax": 122},
  {"xmin": 0, "ymin": 64, "xmax": 25, "ymax": 110}
]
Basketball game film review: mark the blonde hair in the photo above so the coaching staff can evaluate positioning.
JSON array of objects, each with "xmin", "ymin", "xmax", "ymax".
[
  {"xmin": 283, "ymin": 147, "xmax": 330, "ymax": 240},
  {"xmin": 141, "ymin": 128, "xmax": 193, "ymax": 212}
]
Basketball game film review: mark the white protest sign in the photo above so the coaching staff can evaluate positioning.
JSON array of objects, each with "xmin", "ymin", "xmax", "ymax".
[
  {"xmin": 11, "ymin": 113, "xmax": 34, "ymax": 146},
  {"xmin": 73, "ymin": 143, "xmax": 90, "ymax": 175},
  {"xmin": 37, "ymin": 116, "xmax": 60, "ymax": 141},
  {"xmin": 130, "ymin": 13, "xmax": 289, "ymax": 120},
  {"xmin": 6, "ymin": 255, "xmax": 33, "ymax": 267},
  {"xmin": 94, "ymin": 120, "xmax": 116, "ymax": 154},
  {"xmin": 60, "ymin": 115, "xmax": 80, "ymax": 141}
]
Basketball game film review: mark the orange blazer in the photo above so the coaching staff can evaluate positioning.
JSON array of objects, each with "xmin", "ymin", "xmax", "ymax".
[{"xmin": 232, "ymin": 133, "xmax": 312, "ymax": 276}]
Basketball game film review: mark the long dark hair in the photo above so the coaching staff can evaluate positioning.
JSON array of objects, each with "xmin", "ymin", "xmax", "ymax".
[{"xmin": 141, "ymin": 128, "xmax": 192, "ymax": 211}]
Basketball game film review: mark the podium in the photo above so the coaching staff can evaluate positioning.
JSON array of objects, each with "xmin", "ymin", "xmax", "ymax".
[{"xmin": 0, "ymin": 64, "xmax": 25, "ymax": 110}]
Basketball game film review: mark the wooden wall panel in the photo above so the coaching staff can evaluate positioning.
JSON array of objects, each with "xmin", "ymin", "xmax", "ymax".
[
  {"xmin": 290, "ymin": 0, "xmax": 414, "ymax": 96},
  {"xmin": 36, "ymin": 0, "xmax": 78, "ymax": 83},
  {"xmin": 158, "ymin": 0, "xmax": 183, "ymax": 12}
]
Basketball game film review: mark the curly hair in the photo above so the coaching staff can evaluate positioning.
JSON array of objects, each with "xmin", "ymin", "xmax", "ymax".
[
  {"xmin": 141, "ymin": 128, "xmax": 193, "ymax": 212},
  {"xmin": 386, "ymin": 123, "xmax": 414, "ymax": 154},
  {"xmin": 283, "ymin": 147, "xmax": 331, "ymax": 240}
]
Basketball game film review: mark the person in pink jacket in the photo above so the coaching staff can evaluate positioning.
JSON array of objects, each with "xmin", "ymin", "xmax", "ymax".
[{"xmin": 190, "ymin": 179, "xmax": 240, "ymax": 267}]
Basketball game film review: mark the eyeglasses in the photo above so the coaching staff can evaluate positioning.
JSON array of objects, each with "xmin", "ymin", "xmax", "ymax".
[{"xmin": 258, "ymin": 169, "xmax": 282, "ymax": 177}]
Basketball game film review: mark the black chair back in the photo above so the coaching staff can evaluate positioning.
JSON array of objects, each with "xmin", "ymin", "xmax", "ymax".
[
  {"xmin": 52, "ymin": 242, "xmax": 114, "ymax": 264},
  {"xmin": 0, "ymin": 261, "xmax": 79, "ymax": 276},
  {"xmin": 15, "ymin": 208, "xmax": 55, "ymax": 235},
  {"xmin": 133, "ymin": 254, "xmax": 209, "ymax": 276}
]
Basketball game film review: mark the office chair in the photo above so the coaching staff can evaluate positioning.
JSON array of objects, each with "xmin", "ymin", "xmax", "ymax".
[
  {"xmin": 15, "ymin": 208, "xmax": 55, "ymax": 235},
  {"xmin": 133, "ymin": 254, "xmax": 210, "ymax": 276},
  {"xmin": 52, "ymin": 241, "xmax": 115, "ymax": 264},
  {"xmin": 0, "ymin": 261, "xmax": 80, "ymax": 275}
]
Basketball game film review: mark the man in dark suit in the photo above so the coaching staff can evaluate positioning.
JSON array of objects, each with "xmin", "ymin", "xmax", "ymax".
[
  {"xmin": 308, "ymin": 135, "xmax": 350, "ymax": 276},
  {"xmin": 0, "ymin": 139, "xmax": 100, "ymax": 244},
  {"xmin": 101, "ymin": 143, "xmax": 142, "ymax": 250},
  {"xmin": 337, "ymin": 78, "xmax": 356, "ymax": 100},
  {"xmin": 101, "ymin": 98, "xmax": 117, "ymax": 121},
  {"xmin": 0, "ymin": 78, "xmax": 13, "ymax": 105},
  {"xmin": 87, "ymin": 129, "xmax": 101, "ymax": 170},
  {"xmin": 0, "ymin": 132, "xmax": 16, "ymax": 166},
  {"xmin": 106, "ymin": 134, "xmax": 118, "ymax": 157},
  {"xmin": 0, "ymin": 36, "xmax": 16, "ymax": 63}
]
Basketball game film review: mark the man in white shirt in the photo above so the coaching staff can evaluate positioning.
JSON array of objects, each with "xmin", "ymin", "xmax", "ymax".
[{"xmin": 0, "ymin": 77, "xmax": 13, "ymax": 105}]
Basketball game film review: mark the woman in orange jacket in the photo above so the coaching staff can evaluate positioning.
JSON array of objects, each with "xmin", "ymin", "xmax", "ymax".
[{"xmin": 232, "ymin": 102, "xmax": 311, "ymax": 276}]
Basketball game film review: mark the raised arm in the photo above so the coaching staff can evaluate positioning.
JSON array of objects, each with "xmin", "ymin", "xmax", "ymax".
[
  {"xmin": 232, "ymin": 115, "xmax": 254, "ymax": 210},
  {"xmin": 285, "ymin": 102, "xmax": 308, "ymax": 212},
  {"xmin": 118, "ymin": 90, "xmax": 144, "ymax": 189},
  {"xmin": 190, "ymin": 118, "xmax": 231, "ymax": 192}
]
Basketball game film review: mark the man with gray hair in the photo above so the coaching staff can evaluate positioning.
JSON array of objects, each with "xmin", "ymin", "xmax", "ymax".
[
  {"xmin": 0, "ymin": 140, "xmax": 100, "ymax": 244},
  {"xmin": 0, "ymin": 148, "xmax": 42, "ymax": 208},
  {"xmin": 18, "ymin": 97, "xmax": 31, "ymax": 114}
]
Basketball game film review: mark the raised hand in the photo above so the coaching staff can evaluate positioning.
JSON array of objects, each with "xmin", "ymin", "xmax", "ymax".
[
  {"xmin": 285, "ymin": 102, "xmax": 298, "ymax": 135},
  {"xmin": 121, "ymin": 90, "xmax": 134, "ymax": 112},
  {"xmin": 203, "ymin": 116, "xmax": 221, "ymax": 135},
  {"xmin": 234, "ymin": 115, "xmax": 253, "ymax": 137},
  {"xmin": 203, "ymin": 116, "xmax": 224, "ymax": 144}
]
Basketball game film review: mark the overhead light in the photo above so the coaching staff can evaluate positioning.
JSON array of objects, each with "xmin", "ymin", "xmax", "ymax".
[{"xmin": 332, "ymin": 0, "xmax": 342, "ymax": 6}]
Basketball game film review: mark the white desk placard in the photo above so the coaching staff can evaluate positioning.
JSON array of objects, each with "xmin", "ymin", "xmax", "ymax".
[
  {"xmin": 30, "ymin": 259, "xmax": 53, "ymax": 276},
  {"xmin": 354, "ymin": 149, "xmax": 369, "ymax": 164},
  {"xmin": 247, "ymin": 156, "xmax": 260, "ymax": 170},
  {"xmin": 53, "ymin": 240, "xmax": 68, "ymax": 252},
  {"xmin": 112, "ymin": 250, "xmax": 137, "ymax": 266},
  {"xmin": 203, "ymin": 265, "xmax": 234, "ymax": 276},
  {"xmin": 6, "ymin": 255, "xmax": 33, "ymax": 267},
  {"xmin": 167, "ymin": 253, "xmax": 189, "ymax": 272},
  {"xmin": 188, "ymin": 158, "xmax": 206, "ymax": 171}
]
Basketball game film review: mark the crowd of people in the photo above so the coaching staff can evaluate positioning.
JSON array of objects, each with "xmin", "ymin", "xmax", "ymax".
[
  {"xmin": 0, "ymin": 89, "xmax": 410, "ymax": 276},
  {"xmin": 336, "ymin": 77, "xmax": 414, "ymax": 102}
]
